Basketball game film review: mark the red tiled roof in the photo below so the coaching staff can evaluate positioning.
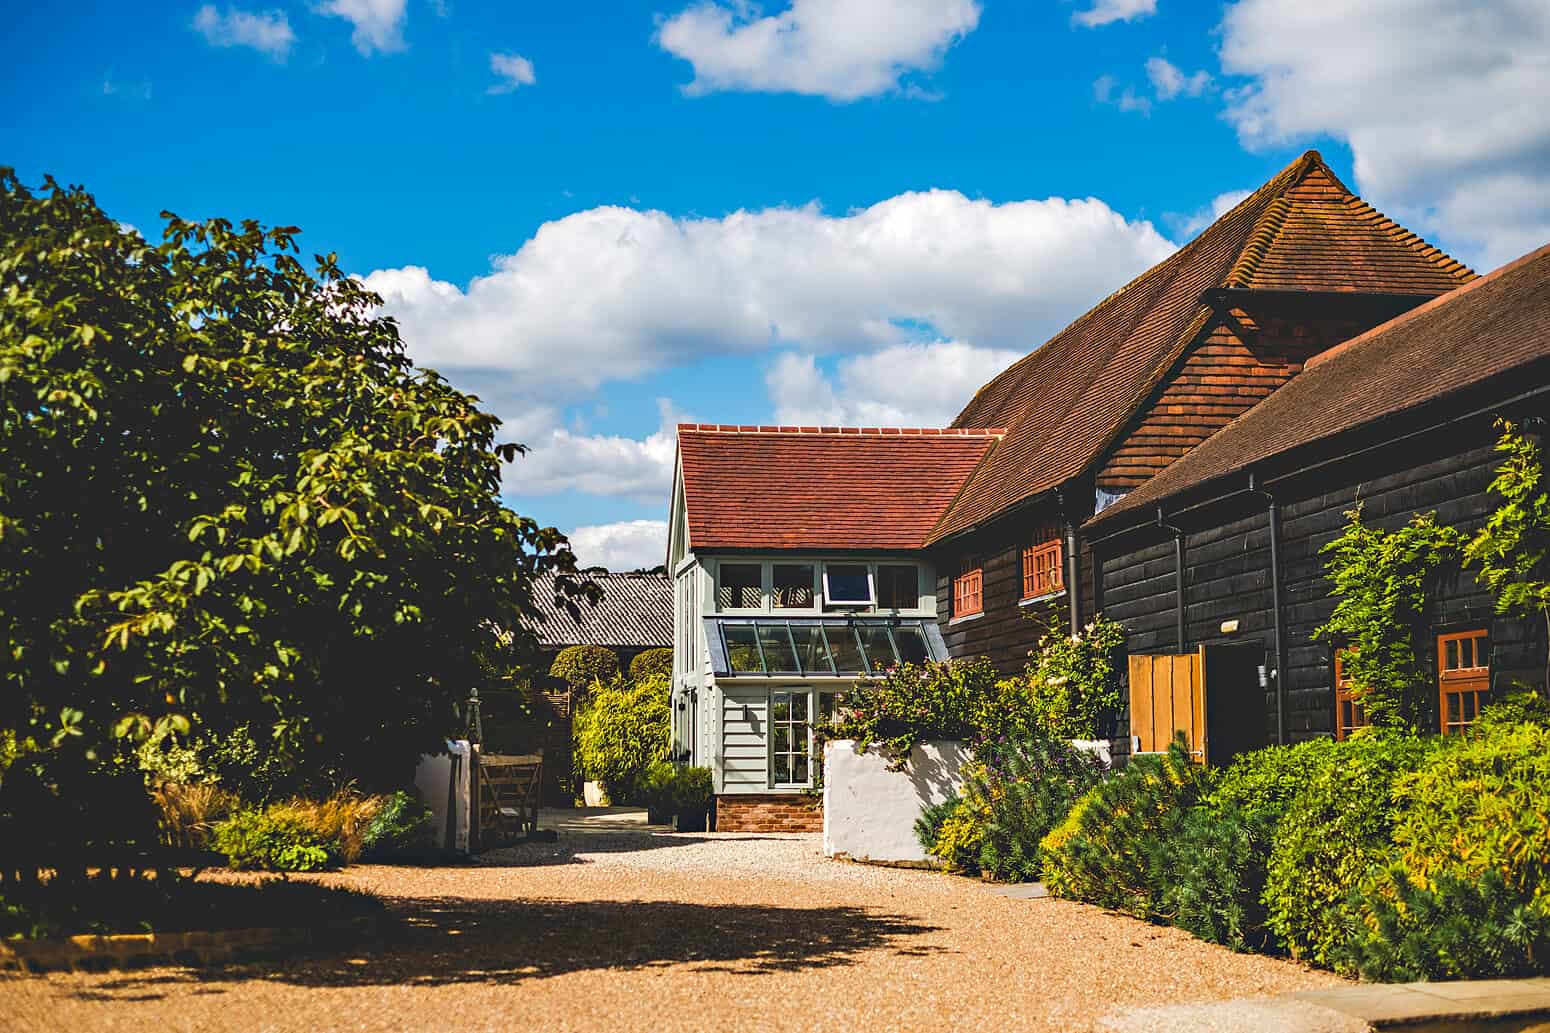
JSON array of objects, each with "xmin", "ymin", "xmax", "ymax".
[
  {"xmin": 677, "ymin": 425, "xmax": 1004, "ymax": 551},
  {"xmin": 1088, "ymin": 242, "xmax": 1550, "ymax": 529},
  {"xmin": 930, "ymin": 151, "xmax": 1473, "ymax": 543}
]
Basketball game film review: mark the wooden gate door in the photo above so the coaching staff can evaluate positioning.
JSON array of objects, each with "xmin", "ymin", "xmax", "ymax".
[{"xmin": 1128, "ymin": 651, "xmax": 1205, "ymax": 761}]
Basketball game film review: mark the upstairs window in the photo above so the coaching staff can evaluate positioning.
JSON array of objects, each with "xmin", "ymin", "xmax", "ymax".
[
  {"xmin": 953, "ymin": 556, "xmax": 983, "ymax": 618},
  {"xmin": 772, "ymin": 564, "xmax": 816, "ymax": 609},
  {"xmin": 1333, "ymin": 648, "xmax": 1369, "ymax": 741},
  {"xmin": 1022, "ymin": 523, "xmax": 1065, "ymax": 599},
  {"xmin": 876, "ymin": 564, "xmax": 918, "ymax": 610},
  {"xmin": 1438, "ymin": 629, "xmax": 1490, "ymax": 735},
  {"xmin": 717, "ymin": 563, "xmax": 762, "ymax": 610},
  {"xmin": 823, "ymin": 564, "xmax": 874, "ymax": 607}
]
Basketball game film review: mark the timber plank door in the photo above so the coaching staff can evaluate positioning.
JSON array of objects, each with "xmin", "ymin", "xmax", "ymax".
[{"xmin": 1128, "ymin": 645, "xmax": 1269, "ymax": 765}]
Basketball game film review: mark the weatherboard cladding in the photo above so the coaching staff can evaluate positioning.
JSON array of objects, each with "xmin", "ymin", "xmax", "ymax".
[
  {"xmin": 526, "ymin": 571, "xmax": 673, "ymax": 649},
  {"xmin": 1090, "ymin": 241, "xmax": 1550, "ymax": 530},
  {"xmin": 677, "ymin": 425, "xmax": 1003, "ymax": 552},
  {"xmin": 930, "ymin": 153, "xmax": 1473, "ymax": 544}
]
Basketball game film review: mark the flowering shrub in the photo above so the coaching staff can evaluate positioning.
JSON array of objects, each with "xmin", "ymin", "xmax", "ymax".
[
  {"xmin": 822, "ymin": 658, "xmax": 1037, "ymax": 767},
  {"xmin": 1022, "ymin": 616, "xmax": 1126, "ymax": 739}
]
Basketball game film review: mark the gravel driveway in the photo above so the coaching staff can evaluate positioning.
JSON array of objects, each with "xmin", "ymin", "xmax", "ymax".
[{"xmin": 0, "ymin": 811, "xmax": 1344, "ymax": 1033}]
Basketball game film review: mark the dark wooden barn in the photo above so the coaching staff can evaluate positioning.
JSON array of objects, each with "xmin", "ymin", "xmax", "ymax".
[{"xmin": 1084, "ymin": 243, "xmax": 1550, "ymax": 761}]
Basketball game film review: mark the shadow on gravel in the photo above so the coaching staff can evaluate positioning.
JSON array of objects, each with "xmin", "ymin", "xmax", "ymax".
[
  {"xmin": 471, "ymin": 832, "xmax": 780, "ymax": 868},
  {"xmin": 65, "ymin": 896, "xmax": 944, "ymax": 999}
]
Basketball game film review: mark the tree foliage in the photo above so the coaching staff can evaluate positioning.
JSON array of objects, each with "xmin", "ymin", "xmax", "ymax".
[
  {"xmin": 0, "ymin": 170, "xmax": 591, "ymax": 810},
  {"xmin": 1465, "ymin": 418, "xmax": 1550, "ymax": 692},
  {"xmin": 1314, "ymin": 507, "xmax": 1464, "ymax": 728},
  {"xmin": 549, "ymin": 644, "xmax": 621, "ymax": 694}
]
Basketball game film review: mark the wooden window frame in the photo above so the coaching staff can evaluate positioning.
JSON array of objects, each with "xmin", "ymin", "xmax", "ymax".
[
  {"xmin": 1022, "ymin": 523, "xmax": 1066, "ymax": 600},
  {"xmin": 768, "ymin": 687, "xmax": 813, "ymax": 788},
  {"xmin": 1332, "ymin": 648, "xmax": 1370, "ymax": 741},
  {"xmin": 1437, "ymin": 629, "xmax": 1490, "ymax": 736},
  {"xmin": 952, "ymin": 556, "xmax": 983, "ymax": 618}
]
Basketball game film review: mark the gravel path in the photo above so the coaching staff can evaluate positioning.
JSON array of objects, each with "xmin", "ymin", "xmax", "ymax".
[{"xmin": 0, "ymin": 820, "xmax": 1345, "ymax": 1033}]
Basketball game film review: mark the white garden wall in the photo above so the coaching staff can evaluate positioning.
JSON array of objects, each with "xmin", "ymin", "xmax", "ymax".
[
  {"xmin": 822, "ymin": 739, "xmax": 970, "ymax": 864},
  {"xmin": 414, "ymin": 740, "xmax": 472, "ymax": 853}
]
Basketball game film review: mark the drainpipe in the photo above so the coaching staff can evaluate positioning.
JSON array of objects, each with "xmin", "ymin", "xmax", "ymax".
[
  {"xmin": 1155, "ymin": 507, "xmax": 1187, "ymax": 654},
  {"xmin": 1249, "ymin": 472, "xmax": 1288, "ymax": 746},
  {"xmin": 1058, "ymin": 488, "xmax": 1083, "ymax": 636}
]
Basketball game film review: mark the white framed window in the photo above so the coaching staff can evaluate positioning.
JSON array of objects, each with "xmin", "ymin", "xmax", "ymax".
[
  {"xmin": 716, "ymin": 561, "xmax": 763, "ymax": 610},
  {"xmin": 770, "ymin": 689, "xmax": 811, "ymax": 787},
  {"xmin": 822, "ymin": 563, "xmax": 874, "ymax": 607},
  {"xmin": 772, "ymin": 563, "xmax": 817, "ymax": 609}
]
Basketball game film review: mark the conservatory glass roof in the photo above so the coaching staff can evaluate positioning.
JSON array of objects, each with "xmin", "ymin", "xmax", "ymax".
[{"xmin": 704, "ymin": 617, "xmax": 947, "ymax": 677}]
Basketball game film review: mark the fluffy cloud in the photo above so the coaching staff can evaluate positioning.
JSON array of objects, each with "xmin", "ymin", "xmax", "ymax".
[
  {"xmin": 510, "ymin": 400, "xmax": 682, "ymax": 502},
  {"xmin": 488, "ymin": 52, "xmax": 535, "ymax": 94},
  {"xmin": 654, "ymin": 0, "xmax": 981, "ymax": 101},
  {"xmin": 1146, "ymin": 56, "xmax": 1210, "ymax": 100},
  {"xmin": 1219, "ymin": 0, "xmax": 1550, "ymax": 269},
  {"xmin": 318, "ymin": 0, "xmax": 406, "ymax": 55},
  {"xmin": 1094, "ymin": 74, "xmax": 1150, "ymax": 115},
  {"xmin": 566, "ymin": 520, "xmax": 670, "ymax": 572},
  {"xmin": 1167, "ymin": 188, "xmax": 1252, "ymax": 239},
  {"xmin": 1072, "ymin": 0, "xmax": 1157, "ymax": 29},
  {"xmin": 192, "ymin": 5, "xmax": 294, "ymax": 60},
  {"xmin": 362, "ymin": 189, "xmax": 1174, "ymax": 405},
  {"xmin": 766, "ymin": 341, "xmax": 1021, "ymax": 427}
]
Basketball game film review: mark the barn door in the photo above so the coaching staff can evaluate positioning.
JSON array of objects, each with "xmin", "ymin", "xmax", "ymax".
[
  {"xmin": 1128, "ymin": 651, "xmax": 1205, "ymax": 761},
  {"xmin": 1201, "ymin": 643, "xmax": 1269, "ymax": 766}
]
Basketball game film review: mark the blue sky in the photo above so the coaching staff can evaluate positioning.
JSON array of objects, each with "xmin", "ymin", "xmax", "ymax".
[{"xmin": 5, "ymin": 1, "xmax": 1547, "ymax": 568}]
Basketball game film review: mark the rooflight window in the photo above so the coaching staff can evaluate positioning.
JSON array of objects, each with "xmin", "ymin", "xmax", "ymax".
[
  {"xmin": 757, "ymin": 623, "xmax": 799, "ymax": 673},
  {"xmin": 717, "ymin": 563, "xmax": 763, "ymax": 610},
  {"xmin": 723, "ymin": 624, "xmax": 763, "ymax": 673},
  {"xmin": 823, "ymin": 623, "xmax": 867, "ymax": 672},
  {"xmin": 823, "ymin": 564, "xmax": 874, "ymax": 607},
  {"xmin": 791, "ymin": 624, "xmax": 836, "ymax": 675},
  {"xmin": 772, "ymin": 564, "xmax": 816, "ymax": 609},
  {"xmin": 892, "ymin": 624, "xmax": 930, "ymax": 665},
  {"xmin": 857, "ymin": 625, "xmax": 897, "ymax": 669}
]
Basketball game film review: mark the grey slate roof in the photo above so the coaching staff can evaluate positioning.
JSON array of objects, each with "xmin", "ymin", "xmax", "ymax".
[{"xmin": 526, "ymin": 571, "xmax": 673, "ymax": 650}]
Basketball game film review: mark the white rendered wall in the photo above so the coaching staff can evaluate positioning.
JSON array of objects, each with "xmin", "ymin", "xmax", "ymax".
[
  {"xmin": 822, "ymin": 739, "xmax": 970, "ymax": 864},
  {"xmin": 414, "ymin": 740, "xmax": 472, "ymax": 853}
]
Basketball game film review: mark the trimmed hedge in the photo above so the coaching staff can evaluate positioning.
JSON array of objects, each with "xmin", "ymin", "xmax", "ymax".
[{"xmin": 572, "ymin": 673, "xmax": 670, "ymax": 799}]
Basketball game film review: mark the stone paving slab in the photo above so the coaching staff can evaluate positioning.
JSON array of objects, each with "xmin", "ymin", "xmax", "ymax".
[
  {"xmin": 984, "ymin": 881, "xmax": 1050, "ymax": 899},
  {"xmin": 1097, "ymin": 997, "xmax": 1371, "ymax": 1033},
  {"xmin": 1288, "ymin": 978, "xmax": 1550, "ymax": 1026}
]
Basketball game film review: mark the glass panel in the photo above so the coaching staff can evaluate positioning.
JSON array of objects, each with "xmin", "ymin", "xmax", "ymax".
[
  {"xmin": 824, "ymin": 564, "xmax": 873, "ymax": 605},
  {"xmin": 772, "ymin": 564, "xmax": 816, "ymax": 609},
  {"xmin": 1447, "ymin": 692, "xmax": 1460, "ymax": 721},
  {"xmin": 876, "ymin": 565, "xmax": 916, "ymax": 609},
  {"xmin": 858, "ymin": 625, "xmax": 897, "ymax": 669},
  {"xmin": 1460, "ymin": 637, "xmax": 1474, "ymax": 669},
  {"xmin": 724, "ymin": 624, "xmax": 763, "ymax": 673},
  {"xmin": 793, "ymin": 754, "xmax": 808, "ymax": 785},
  {"xmin": 773, "ymin": 725, "xmax": 789, "ymax": 753},
  {"xmin": 893, "ymin": 624, "xmax": 930, "ymax": 665},
  {"xmin": 773, "ymin": 754, "xmax": 790, "ymax": 785},
  {"xmin": 790, "ymin": 692, "xmax": 808, "ymax": 721},
  {"xmin": 771, "ymin": 694, "xmax": 791, "ymax": 721},
  {"xmin": 791, "ymin": 625, "xmax": 834, "ymax": 674},
  {"xmin": 824, "ymin": 624, "xmax": 867, "ymax": 673},
  {"xmin": 717, "ymin": 563, "xmax": 762, "ymax": 609},
  {"xmin": 1464, "ymin": 693, "xmax": 1478, "ymax": 721},
  {"xmin": 757, "ymin": 623, "xmax": 799, "ymax": 673},
  {"xmin": 1445, "ymin": 638, "xmax": 1459, "ymax": 671}
]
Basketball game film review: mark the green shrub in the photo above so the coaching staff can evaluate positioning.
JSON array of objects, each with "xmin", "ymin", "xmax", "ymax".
[
  {"xmin": 1207, "ymin": 737, "xmax": 1340, "ymax": 831},
  {"xmin": 1149, "ymin": 801, "xmax": 1262, "ymax": 951},
  {"xmin": 1330, "ymin": 867, "xmax": 1550, "ymax": 981},
  {"xmin": 928, "ymin": 790, "xmax": 989, "ymax": 873},
  {"xmin": 1478, "ymin": 689, "xmax": 1550, "ymax": 728},
  {"xmin": 1041, "ymin": 735, "xmax": 1208, "ymax": 918},
  {"xmin": 914, "ymin": 796, "xmax": 964, "ymax": 857},
  {"xmin": 1022, "ymin": 617, "xmax": 1126, "ymax": 740},
  {"xmin": 361, "ymin": 790, "xmax": 435, "ymax": 857},
  {"xmin": 669, "ymin": 766, "xmax": 714, "ymax": 814},
  {"xmin": 550, "ymin": 645, "xmax": 621, "ymax": 693},
  {"xmin": 637, "ymin": 760, "xmax": 678, "ymax": 816},
  {"xmin": 1263, "ymin": 732, "xmax": 1432, "ymax": 965},
  {"xmin": 572, "ymin": 673, "xmax": 670, "ymax": 798},
  {"xmin": 628, "ymin": 648, "xmax": 674, "ymax": 683},
  {"xmin": 825, "ymin": 658, "xmax": 1030, "ymax": 766},
  {"xmin": 974, "ymin": 731, "xmax": 1107, "ymax": 882},
  {"xmin": 212, "ymin": 808, "xmax": 335, "ymax": 872}
]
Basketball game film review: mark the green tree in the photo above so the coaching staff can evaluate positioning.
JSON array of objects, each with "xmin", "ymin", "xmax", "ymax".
[
  {"xmin": 0, "ymin": 170, "xmax": 593, "ymax": 818},
  {"xmin": 1465, "ymin": 419, "xmax": 1550, "ymax": 695}
]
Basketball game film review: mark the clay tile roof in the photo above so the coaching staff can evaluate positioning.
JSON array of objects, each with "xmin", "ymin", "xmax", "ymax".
[
  {"xmin": 526, "ymin": 570, "xmax": 673, "ymax": 650},
  {"xmin": 677, "ymin": 425, "xmax": 1005, "ymax": 551},
  {"xmin": 930, "ymin": 151, "xmax": 1474, "ymax": 543},
  {"xmin": 1088, "ymin": 241, "xmax": 1550, "ymax": 530}
]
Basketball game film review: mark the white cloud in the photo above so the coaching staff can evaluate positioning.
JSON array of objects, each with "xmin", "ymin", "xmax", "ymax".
[
  {"xmin": 1219, "ymin": 0, "xmax": 1550, "ymax": 270},
  {"xmin": 1146, "ymin": 56, "xmax": 1209, "ymax": 100},
  {"xmin": 1094, "ymin": 74, "xmax": 1150, "ymax": 115},
  {"xmin": 318, "ymin": 0, "xmax": 406, "ymax": 55},
  {"xmin": 655, "ymin": 0, "xmax": 981, "ymax": 101},
  {"xmin": 1167, "ymin": 188, "xmax": 1252, "ymax": 239},
  {"xmin": 488, "ymin": 51, "xmax": 535, "ymax": 94},
  {"xmin": 361, "ymin": 189, "xmax": 1174, "ymax": 407},
  {"xmin": 511, "ymin": 400, "xmax": 682, "ymax": 502},
  {"xmin": 193, "ymin": 5, "xmax": 295, "ymax": 60},
  {"xmin": 766, "ymin": 341, "xmax": 1021, "ymax": 427},
  {"xmin": 566, "ymin": 520, "xmax": 670, "ymax": 572},
  {"xmin": 1073, "ymin": 0, "xmax": 1157, "ymax": 29}
]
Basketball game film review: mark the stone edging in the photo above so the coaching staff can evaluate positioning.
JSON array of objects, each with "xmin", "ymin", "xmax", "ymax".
[{"xmin": 0, "ymin": 915, "xmax": 383, "ymax": 972}]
